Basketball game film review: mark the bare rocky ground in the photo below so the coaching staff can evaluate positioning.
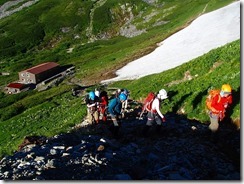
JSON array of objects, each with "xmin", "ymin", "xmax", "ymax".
[{"xmin": 0, "ymin": 101, "xmax": 240, "ymax": 180}]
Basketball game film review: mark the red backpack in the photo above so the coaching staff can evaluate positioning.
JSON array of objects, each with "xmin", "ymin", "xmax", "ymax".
[{"xmin": 143, "ymin": 92, "xmax": 156, "ymax": 112}]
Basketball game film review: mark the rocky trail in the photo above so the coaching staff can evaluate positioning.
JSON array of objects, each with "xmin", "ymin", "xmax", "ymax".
[{"xmin": 0, "ymin": 100, "xmax": 240, "ymax": 180}]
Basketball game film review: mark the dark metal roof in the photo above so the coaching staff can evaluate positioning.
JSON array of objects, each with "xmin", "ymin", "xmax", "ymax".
[
  {"xmin": 7, "ymin": 83, "xmax": 26, "ymax": 89},
  {"xmin": 22, "ymin": 62, "xmax": 59, "ymax": 75}
]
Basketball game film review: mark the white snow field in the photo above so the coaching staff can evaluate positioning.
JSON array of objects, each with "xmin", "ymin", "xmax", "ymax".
[{"xmin": 102, "ymin": 1, "xmax": 240, "ymax": 83}]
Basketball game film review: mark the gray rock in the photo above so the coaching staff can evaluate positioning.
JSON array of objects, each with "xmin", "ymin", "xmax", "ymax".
[{"xmin": 114, "ymin": 174, "xmax": 132, "ymax": 180}]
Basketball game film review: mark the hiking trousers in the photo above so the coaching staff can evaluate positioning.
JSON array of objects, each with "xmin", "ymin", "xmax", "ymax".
[
  {"xmin": 146, "ymin": 112, "xmax": 162, "ymax": 126},
  {"xmin": 99, "ymin": 105, "xmax": 107, "ymax": 122},
  {"xmin": 87, "ymin": 108, "xmax": 99, "ymax": 124},
  {"xmin": 209, "ymin": 112, "xmax": 219, "ymax": 132}
]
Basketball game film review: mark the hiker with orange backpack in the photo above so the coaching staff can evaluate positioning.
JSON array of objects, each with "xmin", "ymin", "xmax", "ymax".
[
  {"xmin": 206, "ymin": 84, "xmax": 233, "ymax": 133},
  {"xmin": 142, "ymin": 89, "xmax": 168, "ymax": 137}
]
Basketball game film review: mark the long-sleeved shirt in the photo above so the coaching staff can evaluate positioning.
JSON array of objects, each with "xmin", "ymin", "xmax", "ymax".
[
  {"xmin": 85, "ymin": 95, "xmax": 99, "ymax": 109},
  {"xmin": 211, "ymin": 94, "xmax": 232, "ymax": 112},
  {"xmin": 151, "ymin": 98, "xmax": 164, "ymax": 119},
  {"xmin": 108, "ymin": 98, "xmax": 122, "ymax": 117}
]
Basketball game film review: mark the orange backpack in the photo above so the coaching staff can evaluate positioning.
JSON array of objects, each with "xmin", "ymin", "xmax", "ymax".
[{"xmin": 206, "ymin": 89, "xmax": 221, "ymax": 111}]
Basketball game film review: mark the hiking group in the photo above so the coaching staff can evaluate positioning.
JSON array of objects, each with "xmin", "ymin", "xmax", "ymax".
[
  {"xmin": 84, "ymin": 84, "xmax": 233, "ymax": 139},
  {"xmin": 84, "ymin": 88, "xmax": 129, "ymax": 138}
]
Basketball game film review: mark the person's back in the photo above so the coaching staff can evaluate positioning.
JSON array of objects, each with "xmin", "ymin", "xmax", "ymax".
[
  {"xmin": 99, "ymin": 90, "xmax": 109, "ymax": 122},
  {"xmin": 108, "ymin": 97, "xmax": 122, "ymax": 117},
  {"xmin": 108, "ymin": 93, "xmax": 127, "ymax": 138},
  {"xmin": 85, "ymin": 91, "xmax": 100, "ymax": 124},
  {"xmin": 207, "ymin": 84, "xmax": 233, "ymax": 133},
  {"xmin": 120, "ymin": 88, "xmax": 130, "ymax": 111},
  {"xmin": 142, "ymin": 89, "xmax": 168, "ymax": 137},
  {"xmin": 209, "ymin": 91, "xmax": 232, "ymax": 114},
  {"xmin": 100, "ymin": 91, "xmax": 108, "ymax": 105}
]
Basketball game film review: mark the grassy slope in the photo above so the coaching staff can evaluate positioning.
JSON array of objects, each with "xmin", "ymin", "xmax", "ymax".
[
  {"xmin": 110, "ymin": 40, "xmax": 240, "ymax": 122},
  {"xmin": 0, "ymin": 0, "xmax": 234, "ymax": 85},
  {"xmin": 0, "ymin": 0, "xmax": 239, "ymax": 156}
]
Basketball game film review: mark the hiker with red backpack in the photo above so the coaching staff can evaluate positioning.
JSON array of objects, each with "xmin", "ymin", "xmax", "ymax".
[
  {"xmin": 206, "ymin": 84, "xmax": 233, "ymax": 133},
  {"xmin": 98, "ymin": 90, "xmax": 109, "ymax": 122},
  {"xmin": 142, "ymin": 89, "xmax": 168, "ymax": 137}
]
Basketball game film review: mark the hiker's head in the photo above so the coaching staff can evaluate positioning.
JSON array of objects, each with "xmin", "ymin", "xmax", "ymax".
[
  {"xmin": 95, "ymin": 89, "xmax": 100, "ymax": 97},
  {"xmin": 117, "ymin": 89, "xmax": 121, "ymax": 94},
  {"xmin": 89, "ymin": 91, "xmax": 95, "ymax": 100},
  {"xmin": 158, "ymin": 89, "xmax": 168, "ymax": 100},
  {"xmin": 122, "ymin": 89, "xmax": 129, "ymax": 96},
  {"xmin": 220, "ymin": 84, "xmax": 232, "ymax": 97},
  {"xmin": 119, "ymin": 93, "xmax": 127, "ymax": 102}
]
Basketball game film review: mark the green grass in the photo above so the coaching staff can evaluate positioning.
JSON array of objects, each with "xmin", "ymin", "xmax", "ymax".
[
  {"xmin": 110, "ymin": 40, "xmax": 240, "ymax": 122},
  {"xmin": 0, "ymin": 84, "xmax": 87, "ymax": 156}
]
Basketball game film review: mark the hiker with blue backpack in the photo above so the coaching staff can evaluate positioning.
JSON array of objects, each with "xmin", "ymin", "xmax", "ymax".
[
  {"xmin": 142, "ymin": 89, "xmax": 168, "ymax": 137},
  {"xmin": 115, "ymin": 88, "xmax": 130, "ymax": 110},
  {"xmin": 108, "ymin": 93, "xmax": 128, "ymax": 138}
]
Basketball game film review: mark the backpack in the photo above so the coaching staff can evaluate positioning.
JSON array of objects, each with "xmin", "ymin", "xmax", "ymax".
[
  {"xmin": 143, "ymin": 92, "xmax": 156, "ymax": 112},
  {"xmin": 206, "ymin": 89, "xmax": 220, "ymax": 111},
  {"xmin": 100, "ymin": 91, "xmax": 108, "ymax": 105}
]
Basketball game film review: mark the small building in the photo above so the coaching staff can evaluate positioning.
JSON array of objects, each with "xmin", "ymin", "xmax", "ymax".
[
  {"xmin": 18, "ymin": 62, "xmax": 60, "ymax": 84},
  {"xmin": 5, "ymin": 83, "xmax": 29, "ymax": 94}
]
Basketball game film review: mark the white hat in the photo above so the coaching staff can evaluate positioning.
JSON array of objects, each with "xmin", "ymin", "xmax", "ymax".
[
  {"xmin": 95, "ymin": 90, "xmax": 100, "ymax": 97},
  {"xmin": 158, "ymin": 89, "xmax": 168, "ymax": 100}
]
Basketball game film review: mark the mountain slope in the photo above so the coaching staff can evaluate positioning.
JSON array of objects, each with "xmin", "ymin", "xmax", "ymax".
[
  {"xmin": 0, "ymin": 0, "xmax": 240, "ymax": 161},
  {"xmin": 0, "ymin": 103, "xmax": 240, "ymax": 180}
]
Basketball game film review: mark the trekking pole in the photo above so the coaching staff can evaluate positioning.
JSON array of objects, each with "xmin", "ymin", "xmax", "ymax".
[{"xmin": 138, "ymin": 107, "xmax": 145, "ymax": 120}]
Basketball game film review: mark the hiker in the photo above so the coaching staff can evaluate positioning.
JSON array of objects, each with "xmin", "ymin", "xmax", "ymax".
[
  {"xmin": 98, "ymin": 90, "xmax": 109, "ymax": 122},
  {"xmin": 121, "ymin": 88, "xmax": 130, "ymax": 111},
  {"xmin": 115, "ymin": 88, "xmax": 130, "ymax": 117},
  {"xmin": 107, "ymin": 93, "xmax": 128, "ymax": 138},
  {"xmin": 115, "ymin": 88, "xmax": 121, "ymax": 98},
  {"xmin": 142, "ymin": 89, "xmax": 168, "ymax": 137},
  {"xmin": 95, "ymin": 89, "xmax": 100, "ymax": 98},
  {"xmin": 85, "ymin": 91, "xmax": 100, "ymax": 125},
  {"xmin": 206, "ymin": 84, "xmax": 233, "ymax": 133}
]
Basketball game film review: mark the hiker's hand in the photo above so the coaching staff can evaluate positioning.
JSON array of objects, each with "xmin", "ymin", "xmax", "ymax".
[
  {"xmin": 224, "ymin": 103, "xmax": 228, "ymax": 108},
  {"xmin": 219, "ymin": 111, "xmax": 224, "ymax": 121},
  {"xmin": 162, "ymin": 117, "xmax": 166, "ymax": 122}
]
